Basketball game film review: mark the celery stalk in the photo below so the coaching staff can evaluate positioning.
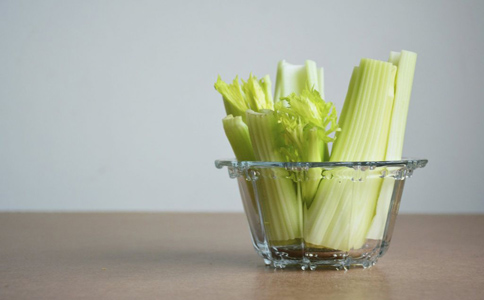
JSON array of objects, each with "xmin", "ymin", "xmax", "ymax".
[
  {"xmin": 385, "ymin": 50, "xmax": 417, "ymax": 161},
  {"xmin": 306, "ymin": 59, "xmax": 397, "ymax": 250},
  {"xmin": 330, "ymin": 59, "xmax": 396, "ymax": 161},
  {"xmin": 304, "ymin": 128, "xmax": 325, "ymax": 205},
  {"xmin": 367, "ymin": 50, "xmax": 417, "ymax": 240},
  {"xmin": 274, "ymin": 60, "xmax": 333, "ymax": 207},
  {"xmin": 222, "ymin": 114, "xmax": 258, "ymax": 215},
  {"xmin": 222, "ymin": 115, "xmax": 255, "ymax": 161},
  {"xmin": 366, "ymin": 179, "xmax": 395, "ymax": 239},
  {"xmin": 246, "ymin": 109, "xmax": 301, "ymax": 241},
  {"xmin": 274, "ymin": 59, "xmax": 329, "ymax": 162}
]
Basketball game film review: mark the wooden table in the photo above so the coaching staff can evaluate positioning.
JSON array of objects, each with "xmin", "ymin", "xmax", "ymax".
[{"xmin": 0, "ymin": 213, "xmax": 483, "ymax": 299}]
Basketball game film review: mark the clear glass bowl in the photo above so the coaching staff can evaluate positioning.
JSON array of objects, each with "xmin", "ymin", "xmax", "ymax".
[{"xmin": 215, "ymin": 158, "xmax": 427, "ymax": 270}]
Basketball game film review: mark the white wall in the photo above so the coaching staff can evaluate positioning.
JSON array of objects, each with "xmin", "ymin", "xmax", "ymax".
[{"xmin": 1, "ymin": 0, "xmax": 483, "ymax": 213}]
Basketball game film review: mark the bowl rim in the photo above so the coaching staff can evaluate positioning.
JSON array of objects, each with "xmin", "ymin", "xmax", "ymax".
[{"xmin": 215, "ymin": 158, "xmax": 428, "ymax": 170}]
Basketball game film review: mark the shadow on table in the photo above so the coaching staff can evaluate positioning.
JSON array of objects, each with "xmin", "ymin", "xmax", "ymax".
[
  {"xmin": 87, "ymin": 244, "xmax": 260, "ymax": 270},
  {"xmin": 77, "ymin": 243, "xmax": 392, "ymax": 298}
]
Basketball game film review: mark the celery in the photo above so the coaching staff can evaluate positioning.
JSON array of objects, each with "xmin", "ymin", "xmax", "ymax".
[
  {"xmin": 215, "ymin": 74, "xmax": 273, "ymax": 159},
  {"xmin": 306, "ymin": 59, "xmax": 397, "ymax": 250},
  {"xmin": 216, "ymin": 75, "xmax": 275, "ymax": 236},
  {"xmin": 214, "ymin": 52, "xmax": 417, "ymax": 250},
  {"xmin": 276, "ymin": 89, "xmax": 338, "ymax": 161},
  {"xmin": 275, "ymin": 60, "xmax": 325, "ymax": 101},
  {"xmin": 275, "ymin": 89, "xmax": 339, "ymax": 204},
  {"xmin": 246, "ymin": 110, "xmax": 301, "ymax": 241},
  {"xmin": 330, "ymin": 59, "xmax": 396, "ymax": 161},
  {"xmin": 367, "ymin": 50, "xmax": 417, "ymax": 239},
  {"xmin": 243, "ymin": 88, "xmax": 339, "ymax": 241},
  {"xmin": 214, "ymin": 74, "xmax": 273, "ymax": 123},
  {"xmin": 385, "ymin": 50, "xmax": 417, "ymax": 161},
  {"xmin": 215, "ymin": 75, "xmax": 303, "ymax": 242},
  {"xmin": 222, "ymin": 115, "xmax": 255, "ymax": 161},
  {"xmin": 274, "ymin": 60, "xmax": 332, "ymax": 206}
]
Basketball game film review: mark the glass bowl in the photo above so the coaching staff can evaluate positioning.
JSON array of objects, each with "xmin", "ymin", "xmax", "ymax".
[{"xmin": 215, "ymin": 158, "xmax": 428, "ymax": 270}]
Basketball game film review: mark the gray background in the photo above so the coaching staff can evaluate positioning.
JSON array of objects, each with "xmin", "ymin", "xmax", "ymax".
[{"xmin": 1, "ymin": 0, "xmax": 483, "ymax": 213}]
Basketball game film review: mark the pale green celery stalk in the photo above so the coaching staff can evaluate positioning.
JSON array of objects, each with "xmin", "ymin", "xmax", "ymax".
[
  {"xmin": 275, "ymin": 89, "xmax": 339, "ymax": 205},
  {"xmin": 215, "ymin": 73, "xmax": 273, "ymax": 162},
  {"xmin": 367, "ymin": 50, "xmax": 417, "ymax": 240},
  {"xmin": 385, "ymin": 50, "xmax": 417, "ymax": 161},
  {"xmin": 246, "ymin": 109, "xmax": 301, "ymax": 241},
  {"xmin": 222, "ymin": 114, "xmax": 257, "ymax": 215},
  {"xmin": 274, "ymin": 60, "xmax": 330, "ymax": 207},
  {"xmin": 274, "ymin": 59, "xmax": 328, "ymax": 160},
  {"xmin": 306, "ymin": 59, "xmax": 397, "ymax": 250},
  {"xmin": 222, "ymin": 115, "xmax": 255, "ymax": 161},
  {"xmin": 274, "ymin": 60, "xmax": 325, "ymax": 102}
]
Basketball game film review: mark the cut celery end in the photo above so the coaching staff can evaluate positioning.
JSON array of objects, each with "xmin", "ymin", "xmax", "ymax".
[
  {"xmin": 242, "ymin": 74, "xmax": 274, "ymax": 112},
  {"xmin": 215, "ymin": 75, "xmax": 273, "ymax": 123},
  {"xmin": 388, "ymin": 51, "xmax": 401, "ymax": 65},
  {"xmin": 260, "ymin": 74, "xmax": 273, "ymax": 109},
  {"xmin": 274, "ymin": 60, "xmax": 325, "ymax": 102}
]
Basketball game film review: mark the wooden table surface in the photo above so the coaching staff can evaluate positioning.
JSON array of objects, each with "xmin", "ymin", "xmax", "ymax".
[{"xmin": 0, "ymin": 213, "xmax": 483, "ymax": 299}]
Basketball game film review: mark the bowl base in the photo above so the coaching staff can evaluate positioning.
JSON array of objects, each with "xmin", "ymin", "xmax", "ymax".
[{"xmin": 257, "ymin": 240, "xmax": 388, "ymax": 270}]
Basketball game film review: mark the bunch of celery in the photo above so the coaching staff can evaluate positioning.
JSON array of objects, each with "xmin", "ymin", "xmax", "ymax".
[{"xmin": 215, "ymin": 50, "xmax": 417, "ymax": 250}]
